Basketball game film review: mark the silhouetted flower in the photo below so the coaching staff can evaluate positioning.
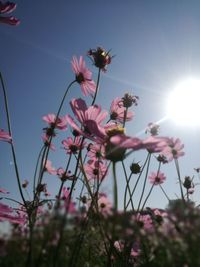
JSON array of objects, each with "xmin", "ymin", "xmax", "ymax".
[{"xmin": 88, "ymin": 47, "xmax": 112, "ymax": 71}]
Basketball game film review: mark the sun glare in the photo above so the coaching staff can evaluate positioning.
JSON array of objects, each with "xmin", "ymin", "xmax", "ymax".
[{"xmin": 167, "ymin": 78, "xmax": 200, "ymax": 126}]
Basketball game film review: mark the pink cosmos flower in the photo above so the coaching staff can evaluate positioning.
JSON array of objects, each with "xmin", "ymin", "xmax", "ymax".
[
  {"xmin": 62, "ymin": 136, "xmax": 85, "ymax": 154},
  {"xmin": 43, "ymin": 113, "xmax": 68, "ymax": 130},
  {"xmin": 162, "ymin": 138, "xmax": 185, "ymax": 161},
  {"xmin": 87, "ymin": 143, "xmax": 105, "ymax": 160},
  {"xmin": 148, "ymin": 171, "xmax": 166, "ymax": 185},
  {"xmin": 97, "ymin": 193, "xmax": 112, "ymax": 216},
  {"xmin": 0, "ymin": 188, "xmax": 9, "ymax": 194},
  {"xmin": 67, "ymin": 98, "xmax": 107, "ymax": 141},
  {"xmin": 0, "ymin": 129, "xmax": 12, "ymax": 143},
  {"xmin": 44, "ymin": 159, "xmax": 57, "ymax": 175},
  {"xmin": 0, "ymin": 203, "xmax": 25, "ymax": 224},
  {"xmin": 110, "ymin": 97, "xmax": 133, "ymax": 123},
  {"xmin": 84, "ymin": 160, "xmax": 108, "ymax": 181},
  {"xmin": 71, "ymin": 56, "xmax": 96, "ymax": 96},
  {"xmin": 110, "ymin": 135, "xmax": 169, "ymax": 153},
  {"xmin": 0, "ymin": 1, "xmax": 20, "ymax": 26},
  {"xmin": 136, "ymin": 213, "xmax": 153, "ymax": 231},
  {"xmin": 61, "ymin": 187, "xmax": 76, "ymax": 213},
  {"xmin": 114, "ymin": 240, "xmax": 140, "ymax": 258}
]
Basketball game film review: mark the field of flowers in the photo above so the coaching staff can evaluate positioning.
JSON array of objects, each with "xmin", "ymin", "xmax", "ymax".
[{"xmin": 1, "ymin": 2, "xmax": 200, "ymax": 267}]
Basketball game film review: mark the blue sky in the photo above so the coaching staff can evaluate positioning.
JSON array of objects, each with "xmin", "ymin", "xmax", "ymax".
[{"xmin": 1, "ymin": 0, "xmax": 200, "ymax": 209}]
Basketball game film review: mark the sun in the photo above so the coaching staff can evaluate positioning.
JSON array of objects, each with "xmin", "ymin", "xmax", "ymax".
[{"xmin": 167, "ymin": 78, "xmax": 200, "ymax": 126}]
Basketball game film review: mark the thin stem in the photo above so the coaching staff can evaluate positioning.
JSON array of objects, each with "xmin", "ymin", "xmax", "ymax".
[
  {"xmin": 174, "ymin": 159, "xmax": 185, "ymax": 202},
  {"xmin": 126, "ymin": 153, "xmax": 150, "ymax": 209},
  {"xmin": 91, "ymin": 68, "xmax": 101, "ymax": 105},
  {"xmin": 159, "ymin": 184, "xmax": 170, "ymax": 202},
  {"xmin": 137, "ymin": 154, "xmax": 151, "ymax": 212},
  {"xmin": 140, "ymin": 184, "xmax": 154, "ymax": 211},
  {"xmin": 112, "ymin": 162, "xmax": 118, "ymax": 211},
  {"xmin": 122, "ymin": 161, "xmax": 134, "ymax": 211},
  {"xmin": 0, "ymin": 72, "xmax": 26, "ymax": 207},
  {"xmin": 33, "ymin": 145, "xmax": 45, "ymax": 195},
  {"xmin": 122, "ymin": 107, "xmax": 128, "ymax": 128}
]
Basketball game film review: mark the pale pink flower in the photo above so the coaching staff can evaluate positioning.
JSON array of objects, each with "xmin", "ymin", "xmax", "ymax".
[
  {"xmin": 43, "ymin": 113, "xmax": 68, "ymax": 130},
  {"xmin": 71, "ymin": 56, "xmax": 96, "ymax": 96},
  {"xmin": 162, "ymin": 138, "xmax": 185, "ymax": 161},
  {"xmin": 0, "ymin": 1, "xmax": 20, "ymax": 26},
  {"xmin": 84, "ymin": 160, "xmax": 108, "ymax": 181},
  {"xmin": 110, "ymin": 97, "xmax": 133, "ymax": 123},
  {"xmin": 97, "ymin": 193, "xmax": 112, "ymax": 216},
  {"xmin": 0, "ymin": 129, "xmax": 12, "ymax": 143},
  {"xmin": 148, "ymin": 171, "xmax": 166, "ymax": 185},
  {"xmin": 44, "ymin": 160, "xmax": 57, "ymax": 175},
  {"xmin": 62, "ymin": 136, "xmax": 85, "ymax": 154},
  {"xmin": 110, "ymin": 135, "xmax": 169, "ymax": 153},
  {"xmin": 87, "ymin": 143, "xmax": 105, "ymax": 160},
  {"xmin": 136, "ymin": 213, "xmax": 153, "ymax": 230}
]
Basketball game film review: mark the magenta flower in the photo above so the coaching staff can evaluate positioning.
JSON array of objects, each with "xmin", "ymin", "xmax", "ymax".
[
  {"xmin": 162, "ymin": 138, "xmax": 185, "ymax": 161},
  {"xmin": 148, "ymin": 171, "xmax": 166, "ymax": 185},
  {"xmin": 0, "ymin": 129, "xmax": 12, "ymax": 143},
  {"xmin": 110, "ymin": 97, "xmax": 133, "ymax": 123},
  {"xmin": 84, "ymin": 160, "xmax": 108, "ymax": 181},
  {"xmin": 71, "ymin": 56, "xmax": 96, "ymax": 96},
  {"xmin": 0, "ymin": 1, "xmax": 20, "ymax": 26},
  {"xmin": 67, "ymin": 98, "xmax": 107, "ymax": 141},
  {"xmin": 62, "ymin": 136, "xmax": 85, "ymax": 154},
  {"xmin": 43, "ymin": 113, "xmax": 68, "ymax": 131}
]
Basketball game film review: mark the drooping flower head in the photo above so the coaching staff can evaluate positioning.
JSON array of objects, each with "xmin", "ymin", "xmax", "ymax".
[
  {"xmin": 71, "ymin": 56, "xmax": 96, "ymax": 96},
  {"xmin": 110, "ymin": 97, "xmax": 133, "ymax": 123},
  {"xmin": 0, "ymin": 1, "xmax": 20, "ymax": 25},
  {"xmin": 148, "ymin": 171, "xmax": 166, "ymax": 185},
  {"xmin": 88, "ymin": 47, "xmax": 112, "ymax": 72},
  {"xmin": 0, "ymin": 129, "xmax": 12, "ymax": 143}
]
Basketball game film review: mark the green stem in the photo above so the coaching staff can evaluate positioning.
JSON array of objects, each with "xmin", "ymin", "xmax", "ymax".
[
  {"xmin": 137, "ymin": 154, "xmax": 151, "ymax": 212},
  {"xmin": 91, "ymin": 68, "xmax": 101, "ymax": 105},
  {"xmin": 122, "ymin": 161, "xmax": 134, "ymax": 211},
  {"xmin": 126, "ymin": 153, "xmax": 150, "ymax": 209},
  {"xmin": 112, "ymin": 162, "xmax": 118, "ymax": 211},
  {"xmin": 174, "ymin": 159, "xmax": 185, "ymax": 203},
  {"xmin": 0, "ymin": 72, "xmax": 26, "ymax": 207},
  {"xmin": 159, "ymin": 184, "xmax": 170, "ymax": 202}
]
